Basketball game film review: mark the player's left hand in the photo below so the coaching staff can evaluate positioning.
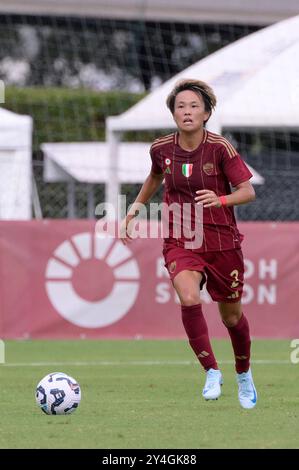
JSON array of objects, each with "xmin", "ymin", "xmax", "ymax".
[{"xmin": 195, "ymin": 189, "xmax": 221, "ymax": 208}]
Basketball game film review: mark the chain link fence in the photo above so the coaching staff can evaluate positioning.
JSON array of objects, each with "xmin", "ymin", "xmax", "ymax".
[{"xmin": 0, "ymin": 13, "xmax": 298, "ymax": 220}]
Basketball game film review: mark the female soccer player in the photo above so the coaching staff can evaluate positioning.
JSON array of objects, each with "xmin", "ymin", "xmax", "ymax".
[{"xmin": 122, "ymin": 79, "xmax": 257, "ymax": 409}]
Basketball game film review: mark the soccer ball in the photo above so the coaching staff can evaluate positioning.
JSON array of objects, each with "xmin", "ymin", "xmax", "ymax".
[{"xmin": 35, "ymin": 372, "xmax": 81, "ymax": 415}]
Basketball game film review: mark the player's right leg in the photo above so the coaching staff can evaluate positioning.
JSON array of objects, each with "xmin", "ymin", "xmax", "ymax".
[
  {"xmin": 172, "ymin": 269, "xmax": 222, "ymax": 400},
  {"xmin": 202, "ymin": 368, "xmax": 223, "ymax": 400}
]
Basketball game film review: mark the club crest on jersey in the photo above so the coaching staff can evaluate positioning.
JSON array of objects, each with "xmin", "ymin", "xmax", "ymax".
[
  {"xmin": 182, "ymin": 163, "xmax": 193, "ymax": 178},
  {"xmin": 164, "ymin": 158, "xmax": 172, "ymax": 174},
  {"xmin": 203, "ymin": 162, "xmax": 214, "ymax": 175}
]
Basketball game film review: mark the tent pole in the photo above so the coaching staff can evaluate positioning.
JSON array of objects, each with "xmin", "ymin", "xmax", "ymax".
[
  {"xmin": 67, "ymin": 178, "xmax": 76, "ymax": 219},
  {"xmin": 106, "ymin": 128, "xmax": 121, "ymax": 220},
  {"xmin": 87, "ymin": 183, "xmax": 95, "ymax": 219},
  {"xmin": 32, "ymin": 173, "xmax": 43, "ymax": 219}
]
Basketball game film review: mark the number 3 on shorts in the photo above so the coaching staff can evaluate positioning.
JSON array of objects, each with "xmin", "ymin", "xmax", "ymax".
[{"xmin": 230, "ymin": 269, "xmax": 240, "ymax": 288}]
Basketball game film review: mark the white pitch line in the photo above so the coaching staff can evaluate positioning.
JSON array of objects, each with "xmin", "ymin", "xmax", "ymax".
[{"xmin": 0, "ymin": 359, "xmax": 291, "ymax": 367}]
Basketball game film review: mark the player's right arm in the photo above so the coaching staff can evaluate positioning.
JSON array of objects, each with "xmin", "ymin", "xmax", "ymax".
[{"xmin": 120, "ymin": 171, "xmax": 164, "ymax": 244}]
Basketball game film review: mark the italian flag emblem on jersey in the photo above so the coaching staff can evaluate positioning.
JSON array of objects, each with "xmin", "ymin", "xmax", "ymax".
[{"xmin": 182, "ymin": 163, "xmax": 193, "ymax": 177}]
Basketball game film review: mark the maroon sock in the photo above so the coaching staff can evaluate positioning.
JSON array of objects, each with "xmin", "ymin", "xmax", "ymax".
[
  {"xmin": 181, "ymin": 304, "xmax": 218, "ymax": 371},
  {"xmin": 226, "ymin": 313, "xmax": 251, "ymax": 373}
]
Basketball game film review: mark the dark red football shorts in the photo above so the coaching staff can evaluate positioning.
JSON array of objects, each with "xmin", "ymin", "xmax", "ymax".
[{"xmin": 163, "ymin": 242, "xmax": 244, "ymax": 303}]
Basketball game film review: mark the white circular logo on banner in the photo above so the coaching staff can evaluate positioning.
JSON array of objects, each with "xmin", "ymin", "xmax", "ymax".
[{"xmin": 45, "ymin": 232, "xmax": 140, "ymax": 328}]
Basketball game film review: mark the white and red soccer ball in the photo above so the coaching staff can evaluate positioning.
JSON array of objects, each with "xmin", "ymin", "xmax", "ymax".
[{"xmin": 35, "ymin": 372, "xmax": 81, "ymax": 415}]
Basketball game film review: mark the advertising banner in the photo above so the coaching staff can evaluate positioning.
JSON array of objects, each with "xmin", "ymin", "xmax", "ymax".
[{"xmin": 0, "ymin": 221, "xmax": 298, "ymax": 338}]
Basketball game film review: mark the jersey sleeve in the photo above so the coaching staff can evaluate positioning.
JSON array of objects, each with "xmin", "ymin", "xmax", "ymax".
[
  {"xmin": 221, "ymin": 144, "xmax": 252, "ymax": 187},
  {"xmin": 150, "ymin": 145, "xmax": 163, "ymax": 175}
]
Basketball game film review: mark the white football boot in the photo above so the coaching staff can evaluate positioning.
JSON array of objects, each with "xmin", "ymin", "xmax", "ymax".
[
  {"xmin": 236, "ymin": 368, "xmax": 257, "ymax": 409},
  {"xmin": 202, "ymin": 368, "xmax": 223, "ymax": 400}
]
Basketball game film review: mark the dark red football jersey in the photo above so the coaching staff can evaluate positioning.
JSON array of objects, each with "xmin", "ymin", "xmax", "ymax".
[{"xmin": 150, "ymin": 130, "xmax": 252, "ymax": 252}]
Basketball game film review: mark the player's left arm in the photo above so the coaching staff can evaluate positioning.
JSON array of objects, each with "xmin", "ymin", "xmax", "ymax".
[
  {"xmin": 227, "ymin": 180, "xmax": 256, "ymax": 207},
  {"xmin": 195, "ymin": 180, "xmax": 255, "ymax": 208},
  {"xmin": 195, "ymin": 142, "xmax": 256, "ymax": 208}
]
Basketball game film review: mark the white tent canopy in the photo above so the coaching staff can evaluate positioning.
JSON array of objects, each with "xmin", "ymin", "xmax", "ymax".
[
  {"xmin": 42, "ymin": 142, "xmax": 153, "ymax": 184},
  {"xmin": 0, "ymin": 108, "xmax": 32, "ymax": 219},
  {"xmin": 107, "ymin": 14, "xmax": 299, "ymax": 133},
  {"xmin": 42, "ymin": 141, "xmax": 264, "ymax": 218},
  {"xmin": 106, "ymin": 14, "xmax": 299, "ymax": 210},
  {"xmin": 42, "ymin": 141, "xmax": 263, "ymax": 184},
  {"xmin": 0, "ymin": 108, "xmax": 32, "ymax": 148}
]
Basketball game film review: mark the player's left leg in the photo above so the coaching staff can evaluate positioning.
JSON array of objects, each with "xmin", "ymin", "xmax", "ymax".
[
  {"xmin": 218, "ymin": 301, "xmax": 257, "ymax": 409},
  {"xmin": 218, "ymin": 301, "xmax": 250, "ymax": 373}
]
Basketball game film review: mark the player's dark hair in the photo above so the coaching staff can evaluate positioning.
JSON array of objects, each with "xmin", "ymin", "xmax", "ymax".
[{"xmin": 166, "ymin": 79, "xmax": 217, "ymax": 124}]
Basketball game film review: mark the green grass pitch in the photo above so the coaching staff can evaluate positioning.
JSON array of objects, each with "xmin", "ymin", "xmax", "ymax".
[{"xmin": 0, "ymin": 339, "xmax": 298, "ymax": 449}]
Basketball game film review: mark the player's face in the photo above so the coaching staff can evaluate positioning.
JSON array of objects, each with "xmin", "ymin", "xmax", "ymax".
[{"xmin": 173, "ymin": 90, "xmax": 210, "ymax": 133}]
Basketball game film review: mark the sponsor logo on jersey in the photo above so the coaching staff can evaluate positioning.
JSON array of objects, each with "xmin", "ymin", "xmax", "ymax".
[{"xmin": 164, "ymin": 158, "xmax": 172, "ymax": 174}]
